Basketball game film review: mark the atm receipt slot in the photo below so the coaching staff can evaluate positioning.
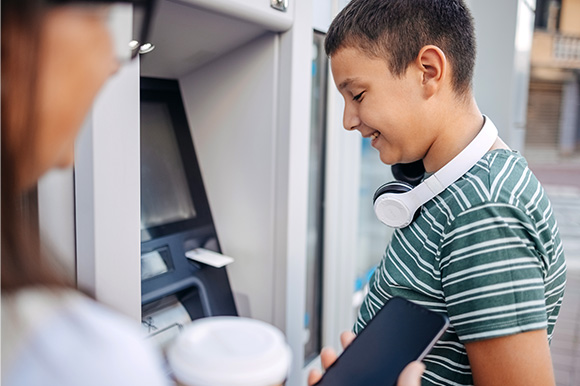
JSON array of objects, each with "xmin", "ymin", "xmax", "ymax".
[{"xmin": 185, "ymin": 248, "xmax": 234, "ymax": 268}]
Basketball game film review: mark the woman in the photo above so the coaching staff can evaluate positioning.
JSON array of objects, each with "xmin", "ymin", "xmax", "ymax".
[
  {"xmin": 1, "ymin": 1, "xmax": 424, "ymax": 385},
  {"xmin": 1, "ymin": 1, "xmax": 169, "ymax": 384}
]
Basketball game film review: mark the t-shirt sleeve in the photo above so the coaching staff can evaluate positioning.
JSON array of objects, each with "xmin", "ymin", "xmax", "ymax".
[{"xmin": 439, "ymin": 202, "xmax": 548, "ymax": 343}]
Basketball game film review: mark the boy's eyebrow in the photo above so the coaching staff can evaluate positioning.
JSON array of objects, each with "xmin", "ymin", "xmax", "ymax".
[{"xmin": 338, "ymin": 77, "xmax": 359, "ymax": 90}]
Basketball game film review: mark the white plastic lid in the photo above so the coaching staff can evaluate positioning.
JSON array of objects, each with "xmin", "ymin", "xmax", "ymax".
[{"xmin": 167, "ymin": 316, "xmax": 292, "ymax": 386}]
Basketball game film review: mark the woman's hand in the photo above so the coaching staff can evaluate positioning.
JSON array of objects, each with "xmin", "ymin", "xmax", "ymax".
[{"xmin": 307, "ymin": 331, "xmax": 425, "ymax": 386}]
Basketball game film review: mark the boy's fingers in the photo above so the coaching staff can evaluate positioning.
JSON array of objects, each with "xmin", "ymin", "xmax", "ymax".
[
  {"xmin": 307, "ymin": 369, "xmax": 322, "ymax": 386},
  {"xmin": 340, "ymin": 331, "xmax": 356, "ymax": 349},
  {"xmin": 320, "ymin": 347, "xmax": 338, "ymax": 369},
  {"xmin": 312, "ymin": 333, "xmax": 355, "ymax": 385},
  {"xmin": 397, "ymin": 361, "xmax": 426, "ymax": 386}
]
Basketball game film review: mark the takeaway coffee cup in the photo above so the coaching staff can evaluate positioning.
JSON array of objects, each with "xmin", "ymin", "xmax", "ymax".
[{"xmin": 167, "ymin": 316, "xmax": 292, "ymax": 386}]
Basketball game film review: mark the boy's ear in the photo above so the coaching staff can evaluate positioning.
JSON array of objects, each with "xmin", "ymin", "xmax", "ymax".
[{"xmin": 416, "ymin": 45, "xmax": 447, "ymax": 98}]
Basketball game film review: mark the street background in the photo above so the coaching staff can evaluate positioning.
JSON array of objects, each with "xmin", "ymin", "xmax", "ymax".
[{"xmin": 525, "ymin": 147, "xmax": 580, "ymax": 386}]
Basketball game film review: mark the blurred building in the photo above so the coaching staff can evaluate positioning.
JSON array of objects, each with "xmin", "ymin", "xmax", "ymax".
[{"xmin": 527, "ymin": 0, "xmax": 580, "ymax": 155}]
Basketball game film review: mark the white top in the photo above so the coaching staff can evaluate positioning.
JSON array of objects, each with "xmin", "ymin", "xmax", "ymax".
[{"xmin": 1, "ymin": 287, "xmax": 170, "ymax": 386}]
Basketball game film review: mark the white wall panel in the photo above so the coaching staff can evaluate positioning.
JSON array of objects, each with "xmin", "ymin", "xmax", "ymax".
[
  {"xmin": 469, "ymin": 0, "xmax": 536, "ymax": 151},
  {"xmin": 75, "ymin": 59, "xmax": 142, "ymax": 321},
  {"xmin": 179, "ymin": 34, "xmax": 279, "ymax": 325}
]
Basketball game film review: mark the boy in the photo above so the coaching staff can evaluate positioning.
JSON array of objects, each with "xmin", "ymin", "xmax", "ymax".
[{"xmin": 322, "ymin": 0, "xmax": 566, "ymax": 385}]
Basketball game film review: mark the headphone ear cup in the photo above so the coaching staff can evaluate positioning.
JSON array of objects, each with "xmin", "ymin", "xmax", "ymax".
[
  {"xmin": 373, "ymin": 181, "xmax": 414, "ymax": 203},
  {"xmin": 373, "ymin": 181, "xmax": 421, "ymax": 227},
  {"xmin": 391, "ymin": 160, "xmax": 425, "ymax": 187}
]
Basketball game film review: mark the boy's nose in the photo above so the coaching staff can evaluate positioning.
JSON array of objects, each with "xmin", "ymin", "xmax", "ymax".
[{"xmin": 343, "ymin": 103, "xmax": 360, "ymax": 131}]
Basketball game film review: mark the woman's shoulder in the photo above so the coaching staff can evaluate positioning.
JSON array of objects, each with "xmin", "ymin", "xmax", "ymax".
[{"xmin": 2, "ymin": 287, "xmax": 169, "ymax": 386}]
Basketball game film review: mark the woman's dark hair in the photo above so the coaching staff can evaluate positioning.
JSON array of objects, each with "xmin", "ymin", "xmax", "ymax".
[
  {"xmin": 1, "ymin": 0, "xmax": 71, "ymax": 292},
  {"xmin": 325, "ymin": 0, "xmax": 476, "ymax": 96}
]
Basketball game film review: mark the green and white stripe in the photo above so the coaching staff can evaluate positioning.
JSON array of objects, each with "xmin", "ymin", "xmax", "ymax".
[{"xmin": 355, "ymin": 149, "xmax": 566, "ymax": 386}]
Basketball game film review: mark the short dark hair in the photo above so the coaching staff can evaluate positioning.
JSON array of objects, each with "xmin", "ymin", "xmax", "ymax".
[{"xmin": 325, "ymin": 0, "xmax": 476, "ymax": 96}]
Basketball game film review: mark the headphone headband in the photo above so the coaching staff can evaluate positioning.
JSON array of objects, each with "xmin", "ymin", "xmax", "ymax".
[{"xmin": 374, "ymin": 116, "xmax": 498, "ymax": 228}]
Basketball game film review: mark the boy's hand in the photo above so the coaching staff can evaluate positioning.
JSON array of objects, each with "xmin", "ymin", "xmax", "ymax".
[
  {"xmin": 397, "ymin": 361, "xmax": 426, "ymax": 386},
  {"xmin": 307, "ymin": 331, "xmax": 356, "ymax": 385},
  {"xmin": 307, "ymin": 331, "xmax": 425, "ymax": 386}
]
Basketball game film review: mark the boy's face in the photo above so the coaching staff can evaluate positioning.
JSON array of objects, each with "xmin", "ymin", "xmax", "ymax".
[{"xmin": 330, "ymin": 46, "xmax": 435, "ymax": 165}]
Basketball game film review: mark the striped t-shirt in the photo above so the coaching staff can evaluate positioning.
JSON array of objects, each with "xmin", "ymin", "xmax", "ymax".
[{"xmin": 354, "ymin": 149, "xmax": 567, "ymax": 385}]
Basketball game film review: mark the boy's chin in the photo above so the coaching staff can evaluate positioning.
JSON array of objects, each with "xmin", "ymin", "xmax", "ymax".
[{"xmin": 377, "ymin": 151, "xmax": 399, "ymax": 166}]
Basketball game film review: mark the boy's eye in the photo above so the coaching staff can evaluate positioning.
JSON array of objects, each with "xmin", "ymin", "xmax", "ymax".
[{"xmin": 353, "ymin": 91, "xmax": 364, "ymax": 101}]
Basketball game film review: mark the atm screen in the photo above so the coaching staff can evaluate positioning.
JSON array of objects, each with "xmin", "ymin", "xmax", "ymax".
[
  {"xmin": 140, "ymin": 101, "xmax": 198, "ymax": 241},
  {"xmin": 140, "ymin": 78, "xmax": 215, "ymax": 242}
]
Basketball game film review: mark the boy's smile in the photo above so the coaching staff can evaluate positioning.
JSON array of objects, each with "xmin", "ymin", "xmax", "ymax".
[{"xmin": 330, "ymin": 46, "xmax": 435, "ymax": 166}]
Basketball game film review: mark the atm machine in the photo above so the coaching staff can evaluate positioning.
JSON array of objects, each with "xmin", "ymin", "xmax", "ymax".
[
  {"xmin": 67, "ymin": 0, "xmax": 315, "ymax": 383},
  {"xmin": 138, "ymin": 77, "xmax": 237, "ymax": 349}
]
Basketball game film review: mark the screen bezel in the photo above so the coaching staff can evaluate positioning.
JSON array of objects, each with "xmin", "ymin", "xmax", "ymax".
[{"xmin": 140, "ymin": 77, "xmax": 214, "ymax": 241}]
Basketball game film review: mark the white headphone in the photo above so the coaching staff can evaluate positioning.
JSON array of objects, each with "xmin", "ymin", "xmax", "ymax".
[{"xmin": 373, "ymin": 116, "xmax": 498, "ymax": 228}]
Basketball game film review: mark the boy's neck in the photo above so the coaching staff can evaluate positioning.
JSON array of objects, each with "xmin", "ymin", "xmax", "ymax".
[{"xmin": 422, "ymin": 95, "xmax": 487, "ymax": 173}]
